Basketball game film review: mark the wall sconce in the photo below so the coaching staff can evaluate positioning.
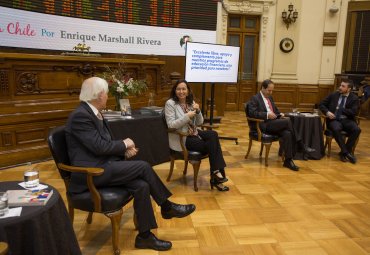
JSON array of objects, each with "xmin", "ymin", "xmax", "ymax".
[
  {"xmin": 329, "ymin": 0, "xmax": 339, "ymax": 14},
  {"xmin": 282, "ymin": 3, "xmax": 298, "ymax": 29}
]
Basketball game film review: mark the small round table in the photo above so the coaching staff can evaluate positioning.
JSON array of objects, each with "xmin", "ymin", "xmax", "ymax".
[
  {"xmin": 0, "ymin": 181, "xmax": 81, "ymax": 255},
  {"xmin": 286, "ymin": 113, "xmax": 325, "ymax": 160}
]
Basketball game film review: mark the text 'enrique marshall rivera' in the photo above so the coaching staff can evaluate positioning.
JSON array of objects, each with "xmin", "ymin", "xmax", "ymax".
[{"xmin": 60, "ymin": 31, "xmax": 161, "ymax": 45}]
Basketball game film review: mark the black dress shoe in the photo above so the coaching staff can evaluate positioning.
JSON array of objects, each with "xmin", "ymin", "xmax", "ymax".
[
  {"xmin": 161, "ymin": 202, "xmax": 196, "ymax": 219},
  {"xmin": 339, "ymin": 152, "xmax": 347, "ymax": 162},
  {"xmin": 135, "ymin": 233, "xmax": 172, "ymax": 251},
  {"xmin": 344, "ymin": 153, "xmax": 357, "ymax": 164},
  {"xmin": 283, "ymin": 159, "xmax": 299, "ymax": 171},
  {"xmin": 303, "ymin": 144, "xmax": 316, "ymax": 154}
]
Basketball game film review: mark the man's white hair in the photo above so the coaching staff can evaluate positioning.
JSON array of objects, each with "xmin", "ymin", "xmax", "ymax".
[{"xmin": 79, "ymin": 77, "xmax": 109, "ymax": 102}]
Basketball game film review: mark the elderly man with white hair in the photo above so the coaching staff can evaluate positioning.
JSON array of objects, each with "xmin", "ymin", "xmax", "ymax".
[{"xmin": 65, "ymin": 77, "xmax": 195, "ymax": 251}]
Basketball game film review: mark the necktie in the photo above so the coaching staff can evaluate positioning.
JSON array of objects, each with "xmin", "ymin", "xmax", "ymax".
[
  {"xmin": 335, "ymin": 95, "xmax": 346, "ymax": 120},
  {"xmin": 266, "ymin": 98, "xmax": 275, "ymax": 114}
]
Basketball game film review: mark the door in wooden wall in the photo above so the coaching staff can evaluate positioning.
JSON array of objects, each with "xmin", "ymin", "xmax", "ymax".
[{"xmin": 225, "ymin": 15, "xmax": 260, "ymax": 111}]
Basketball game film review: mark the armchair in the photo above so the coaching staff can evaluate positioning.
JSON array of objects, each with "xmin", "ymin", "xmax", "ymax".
[
  {"xmin": 244, "ymin": 102, "xmax": 280, "ymax": 166},
  {"xmin": 47, "ymin": 125, "xmax": 135, "ymax": 255},
  {"xmin": 322, "ymin": 113, "xmax": 363, "ymax": 157},
  {"xmin": 162, "ymin": 113, "xmax": 208, "ymax": 191}
]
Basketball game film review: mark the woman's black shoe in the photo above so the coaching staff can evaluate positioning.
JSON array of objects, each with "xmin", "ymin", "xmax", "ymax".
[
  {"xmin": 211, "ymin": 171, "xmax": 228, "ymax": 183},
  {"xmin": 210, "ymin": 180, "xmax": 229, "ymax": 192}
]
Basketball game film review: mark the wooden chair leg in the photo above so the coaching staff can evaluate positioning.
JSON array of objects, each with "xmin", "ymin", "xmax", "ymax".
[
  {"xmin": 190, "ymin": 160, "xmax": 201, "ymax": 192},
  {"xmin": 245, "ymin": 138, "xmax": 253, "ymax": 159},
  {"xmin": 183, "ymin": 161, "xmax": 189, "ymax": 175},
  {"xmin": 87, "ymin": 212, "xmax": 93, "ymax": 224},
  {"xmin": 68, "ymin": 202, "xmax": 74, "ymax": 223},
  {"xmin": 167, "ymin": 157, "xmax": 175, "ymax": 181},
  {"xmin": 264, "ymin": 143, "xmax": 272, "ymax": 167},
  {"xmin": 133, "ymin": 213, "xmax": 138, "ymax": 230},
  {"xmin": 326, "ymin": 137, "xmax": 333, "ymax": 157},
  {"xmin": 259, "ymin": 143, "xmax": 264, "ymax": 157},
  {"xmin": 106, "ymin": 209, "xmax": 123, "ymax": 255},
  {"xmin": 352, "ymin": 137, "xmax": 360, "ymax": 155}
]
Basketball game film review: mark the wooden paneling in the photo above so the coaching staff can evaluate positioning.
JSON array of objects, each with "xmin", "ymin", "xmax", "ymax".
[
  {"xmin": 0, "ymin": 52, "xmax": 170, "ymax": 168},
  {"xmin": 261, "ymin": 83, "xmax": 336, "ymax": 113}
]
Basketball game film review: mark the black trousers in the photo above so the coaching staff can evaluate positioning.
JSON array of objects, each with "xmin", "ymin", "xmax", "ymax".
[
  {"xmin": 185, "ymin": 129, "xmax": 226, "ymax": 177},
  {"xmin": 261, "ymin": 118, "xmax": 300, "ymax": 159},
  {"xmin": 99, "ymin": 160, "xmax": 172, "ymax": 233},
  {"xmin": 327, "ymin": 119, "xmax": 361, "ymax": 154}
]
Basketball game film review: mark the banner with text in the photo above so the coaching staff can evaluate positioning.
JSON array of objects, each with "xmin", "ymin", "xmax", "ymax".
[{"xmin": 0, "ymin": 6, "xmax": 216, "ymax": 56}]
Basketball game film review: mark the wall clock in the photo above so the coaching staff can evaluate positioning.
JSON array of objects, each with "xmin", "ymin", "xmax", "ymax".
[{"xmin": 279, "ymin": 38, "xmax": 294, "ymax": 53}]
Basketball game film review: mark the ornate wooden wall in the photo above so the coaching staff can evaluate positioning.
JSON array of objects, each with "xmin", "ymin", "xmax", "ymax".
[{"xmin": 0, "ymin": 52, "xmax": 171, "ymax": 168}]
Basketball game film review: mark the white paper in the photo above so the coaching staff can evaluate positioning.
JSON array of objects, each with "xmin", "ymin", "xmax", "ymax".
[
  {"xmin": 0, "ymin": 207, "xmax": 22, "ymax": 219},
  {"xmin": 18, "ymin": 182, "xmax": 48, "ymax": 191}
]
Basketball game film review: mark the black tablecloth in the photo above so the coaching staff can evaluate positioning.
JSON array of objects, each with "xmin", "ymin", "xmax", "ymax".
[
  {"xmin": 105, "ymin": 113, "xmax": 170, "ymax": 166},
  {"xmin": 0, "ymin": 181, "xmax": 81, "ymax": 255},
  {"xmin": 286, "ymin": 113, "xmax": 325, "ymax": 160}
]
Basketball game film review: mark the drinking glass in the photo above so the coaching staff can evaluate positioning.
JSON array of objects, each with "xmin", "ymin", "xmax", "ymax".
[
  {"xmin": 24, "ymin": 169, "xmax": 40, "ymax": 188},
  {"xmin": 292, "ymin": 108, "xmax": 298, "ymax": 115},
  {"xmin": 120, "ymin": 105, "xmax": 127, "ymax": 116},
  {"xmin": 126, "ymin": 106, "xmax": 132, "ymax": 116},
  {"xmin": 313, "ymin": 109, "xmax": 319, "ymax": 116},
  {"xmin": 0, "ymin": 192, "xmax": 8, "ymax": 216}
]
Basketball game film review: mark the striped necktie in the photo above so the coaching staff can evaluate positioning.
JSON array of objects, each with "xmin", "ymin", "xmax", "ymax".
[{"xmin": 266, "ymin": 97, "xmax": 274, "ymax": 114}]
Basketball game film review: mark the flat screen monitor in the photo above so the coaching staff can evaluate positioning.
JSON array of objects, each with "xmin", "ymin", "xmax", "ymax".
[{"xmin": 185, "ymin": 42, "xmax": 240, "ymax": 83}]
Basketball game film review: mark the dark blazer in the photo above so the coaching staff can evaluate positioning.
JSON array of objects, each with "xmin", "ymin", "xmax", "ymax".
[
  {"xmin": 246, "ymin": 92, "xmax": 281, "ymax": 131},
  {"xmin": 319, "ymin": 91, "xmax": 359, "ymax": 120},
  {"xmin": 65, "ymin": 102, "xmax": 127, "ymax": 192}
]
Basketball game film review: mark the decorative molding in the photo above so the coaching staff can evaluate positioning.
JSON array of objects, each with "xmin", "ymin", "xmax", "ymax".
[
  {"xmin": 53, "ymin": 63, "xmax": 101, "ymax": 76},
  {"xmin": 222, "ymin": 0, "xmax": 275, "ymax": 14},
  {"xmin": 270, "ymin": 71, "xmax": 298, "ymax": 82},
  {"xmin": 221, "ymin": 1, "xmax": 275, "ymax": 42},
  {"xmin": 0, "ymin": 70, "xmax": 10, "ymax": 97},
  {"xmin": 262, "ymin": 17, "xmax": 268, "ymax": 41},
  {"xmin": 222, "ymin": 14, "xmax": 228, "ymax": 43},
  {"xmin": 16, "ymin": 72, "xmax": 39, "ymax": 94},
  {"xmin": 1, "ymin": 132, "xmax": 13, "ymax": 147}
]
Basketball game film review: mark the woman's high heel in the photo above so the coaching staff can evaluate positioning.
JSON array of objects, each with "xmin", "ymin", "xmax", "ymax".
[
  {"xmin": 211, "ymin": 170, "xmax": 228, "ymax": 183},
  {"xmin": 210, "ymin": 180, "xmax": 229, "ymax": 192}
]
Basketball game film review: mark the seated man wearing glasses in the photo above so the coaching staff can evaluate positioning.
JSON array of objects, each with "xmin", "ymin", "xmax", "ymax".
[{"xmin": 319, "ymin": 78, "xmax": 361, "ymax": 163}]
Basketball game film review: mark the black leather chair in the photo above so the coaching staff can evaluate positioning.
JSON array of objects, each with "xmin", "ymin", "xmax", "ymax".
[
  {"xmin": 47, "ymin": 125, "xmax": 135, "ymax": 255},
  {"xmin": 244, "ymin": 102, "xmax": 280, "ymax": 166},
  {"xmin": 162, "ymin": 112, "xmax": 208, "ymax": 191}
]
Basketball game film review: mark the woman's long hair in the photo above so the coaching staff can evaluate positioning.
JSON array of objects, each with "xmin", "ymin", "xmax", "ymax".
[{"xmin": 169, "ymin": 79, "xmax": 194, "ymax": 105}]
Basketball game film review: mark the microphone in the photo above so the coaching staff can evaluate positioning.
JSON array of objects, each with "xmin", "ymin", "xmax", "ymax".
[{"xmin": 190, "ymin": 103, "xmax": 197, "ymax": 126}]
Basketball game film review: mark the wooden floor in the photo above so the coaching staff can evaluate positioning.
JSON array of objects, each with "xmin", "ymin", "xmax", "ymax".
[{"xmin": 1, "ymin": 112, "xmax": 370, "ymax": 255}]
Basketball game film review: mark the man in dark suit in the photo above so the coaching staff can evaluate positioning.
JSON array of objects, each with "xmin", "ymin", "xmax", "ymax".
[
  {"xmin": 247, "ymin": 79, "xmax": 315, "ymax": 171},
  {"xmin": 319, "ymin": 78, "xmax": 361, "ymax": 163},
  {"xmin": 65, "ymin": 77, "xmax": 195, "ymax": 251}
]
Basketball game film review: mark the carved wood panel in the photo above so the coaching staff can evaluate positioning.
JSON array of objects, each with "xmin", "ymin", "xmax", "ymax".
[{"xmin": 0, "ymin": 53, "xmax": 167, "ymax": 168}]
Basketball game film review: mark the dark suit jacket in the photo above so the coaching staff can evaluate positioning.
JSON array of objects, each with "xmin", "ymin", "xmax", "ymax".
[
  {"xmin": 319, "ymin": 91, "xmax": 359, "ymax": 120},
  {"xmin": 65, "ymin": 102, "xmax": 127, "ymax": 192},
  {"xmin": 246, "ymin": 92, "xmax": 281, "ymax": 131}
]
